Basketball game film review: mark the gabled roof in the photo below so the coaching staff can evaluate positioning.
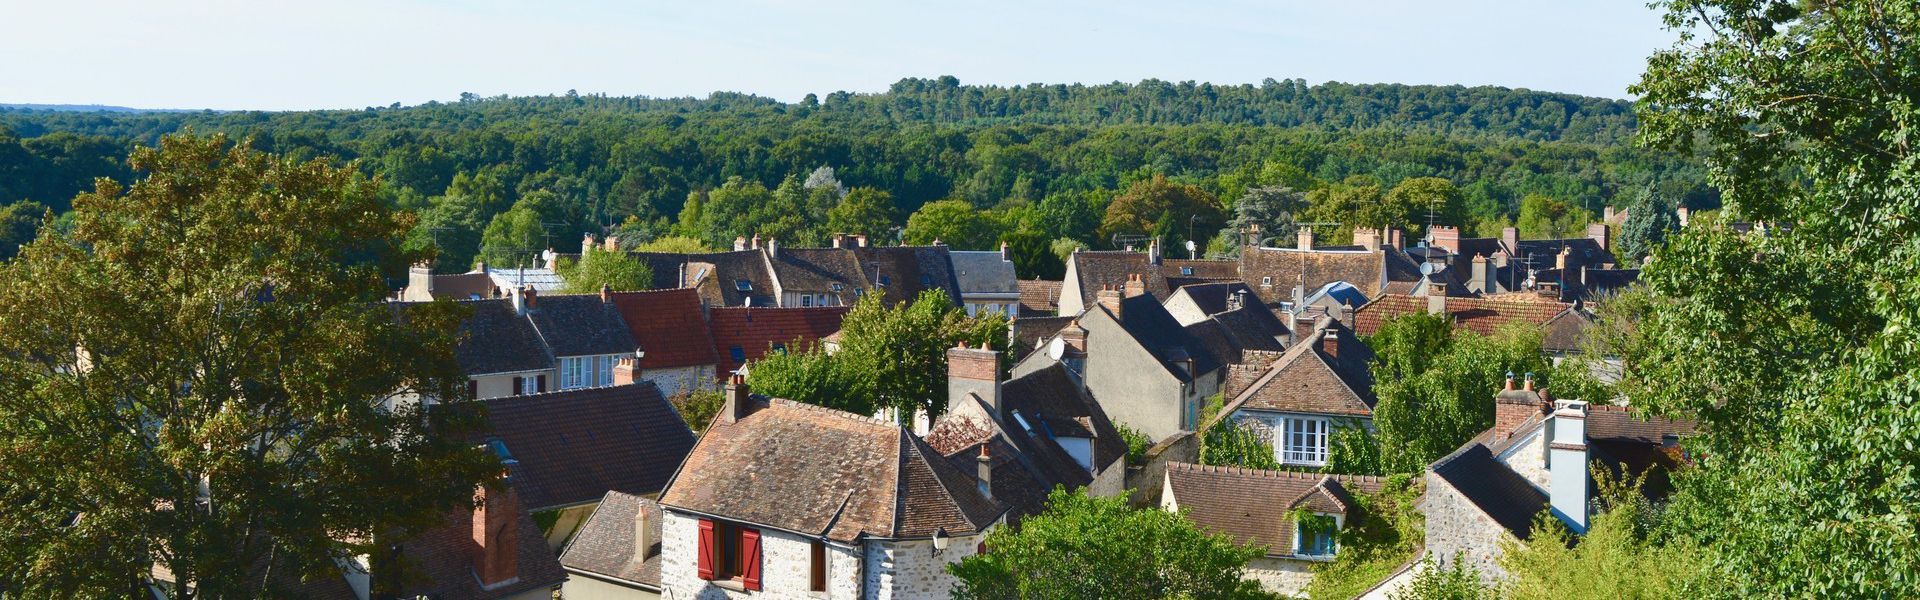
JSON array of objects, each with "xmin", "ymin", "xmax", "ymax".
[
  {"xmin": 950, "ymin": 250, "xmax": 1019, "ymax": 295},
  {"xmin": 1105, "ymin": 292, "xmax": 1223, "ymax": 381},
  {"xmin": 660, "ymin": 399, "xmax": 1005, "ymax": 542},
  {"xmin": 1011, "ymin": 315, "xmax": 1076, "ymax": 357},
  {"xmin": 1219, "ymin": 326, "xmax": 1375, "ymax": 418},
  {"xmin": 768, "ymin": 247, "xmax": 867, "ymax": 294},
  {"xmin": 559, "ymin": 491, "xmax": 662, "ymax": 591},
  {"xmin": 630, "ymin": 250, "xmax": 779, "ymax": 307},
  {"xmin": 1350, "ymin": 294, "xmax": 1571, "ymax": 337},
  {"xmin": 849, "ymin": 245, "xmax": 965, "ymax": 306},
  {"xmin": 1304, "ymin": 281, "xmax": 1369, "ymax": 308},
  {"xmin": 1429, "ymin": 443, "xmax": 1549, "ymax": 541},
  {"xmin": 1003, "ymin": 362, "xmax": 1128, "ymax": 470},
  {"xmin": 1165, "ymin": 281, "xmax": 1267, "ymax": 317},
  {"xmin": 608, "ymin": 288, "xmax": 721, "ymax": 369},
  {"xmin": 476, "ymin": 383, "xmax": 698, "ymax": 511},
  {"xmin": 926, "ymin": 395, "xmax": 1085, "ymax": 525},
  {"xmin": 1512, "ymin": 238, "xmax": 1616, "ymax": 270},
  {"xmin": 1161, "ymin": 258, "xmax": 1240, "ymax": 282},
  {"xmin": 707, "ymin": 306, "xmax": 850, "ymax": 375},
  {"xmin": 1017, "ymin": 280, "xmax": 1063, "ymax": 314},
  {"xmin": 438, "ymin": 299, "xmax": 552, "ymax": 376},
  {"xmin": 1541, "ymin": 308, "xmax": 1596, "ymax": 354},
  {"xmin": 1286, "ymin": 477, "xmax": 1357, "ymax": 515},
  {"xmin": 526, "ymin": 293, "xmax": 636, "ymax": 357},
  {"xmin": 377, "ymin": 489, "xmax": 568, "ymax": 600},
  {"xmin": 1237, "ymin": 245, "xmax": 1424, "ymax": 303},
  {"xmin": 1164, "ymin": 463, "xmax": 1388, "ymax": 557},
  {"xmin": 1070, "ymin": 251, "xmax": 1174, "ymax": 306}
]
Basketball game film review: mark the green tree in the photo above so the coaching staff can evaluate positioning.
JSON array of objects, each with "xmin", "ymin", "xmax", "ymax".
[
  {"xmin": 556, "ymin": 246, "xmax": 652, "ymax": 293},
  {"xmin": 1388, "ymin": 556, "xmax": 1492, "ymax": 600},
  {"xmin": 835, "ymin": 290, "xmax": 1006, "ymax": 419},
  {"xmin": 746, "ymin": 342, "xmax": 875, "ymax": 416},
  {"xmin": 1514, "ymin": 194, "xmax": 1591, "ymax": 239},
  {"xmin": 1302, "ymin": 176, "xmax": 1402, "ymax": 244},
  {"xmin": 633, "ymin": 235, "xmax": 716, "ymax": 254},
  {"xmin": 1497, "ymin": 467, "xmax": 1700, "ymax": 600},
  {"xmin": 1623, "ymin": 1, "xmax": 1920, "ymax": 594},
  {"xmin": 1099, "ymin": 174, "xmax": 1224, "ymax": 251},
  {"xmin": 903, "ymin": 199, "xmax": 996, "ymax": 249},
  {"xmin": 948, "ymin": 488, "xmax": 1275, "ymax": 600},
  {"xmin": 1367, "ymin": 315, "xmax": 1550, "ymax": 473},
  {"xmin": 1216, "ymin": 185, "xmax": 1308, "ymax": 256},
  {"xmin": 0, "ymin": 135, "xmax": 495, "ymax": 597},
  {"xmin": 0, "ymin": 200, "xmax": 45, "ymax": 260},
  {"xmin": 826, "ymin": 187, "xmax": 895, "ymax": 239},
  {"xmin": 1385, "ymin": 177, "xmax": 1467, "ymax": 238},
  {"xmin": 477, "ymin": 203, "xmax": 547, "ymax": 268},
  {"xmin": 1306, "ymin": 475, "xmax": 1425, "ymax": 599},
  {"xmin": 1614, "ymin": 189, "xmax": 1676, "ymax": 263}
]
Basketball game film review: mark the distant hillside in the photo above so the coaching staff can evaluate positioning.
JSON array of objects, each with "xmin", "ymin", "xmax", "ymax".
[{"xmin": 0, "ymin": 103, "xmax": 205, "ymax": 114}]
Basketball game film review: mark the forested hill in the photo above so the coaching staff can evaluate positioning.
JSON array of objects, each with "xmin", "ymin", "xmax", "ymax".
[{"xmin": 0, "ymin": 77, "xmax": 1704, "ymax": 272}]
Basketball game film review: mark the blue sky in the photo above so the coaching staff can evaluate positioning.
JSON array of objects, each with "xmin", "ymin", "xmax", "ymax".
[{"xmin": 0, "ymin": 0, "xmax": 1675, "ymax": 111}]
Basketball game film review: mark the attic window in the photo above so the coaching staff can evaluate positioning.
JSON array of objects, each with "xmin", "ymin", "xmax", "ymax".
[
  {"xmin": 729, "ymin": 346, "xmax": 746, "ymax": 363},
  {"xmin": 735, "ymin": 279, "xmax": 753, "ymax": 292},
  {"xmin": 1261, "ymin": 276, "xmax": 1273, "ymax": 286},
  {"xmin": 486, "ymin": 439, "xmax": 517, "ymax": 465},
  {"xmin": 920, "ymin": 274, "xmax": 933, "ymax": 286},
  {"xmin": 1294, "ymin": 513, "xmax": 1339, "ymax": 558},
  {"xmin": 771, "ymin": 342, "xmax": 787, "ymax": 354},
  {"xmin": 1181, "ymin": 267, "xmax": 1194, "ymax": 276},
  {"xmin": 830, "ymin": 283, "xmax": 844, "ymax": 292}
]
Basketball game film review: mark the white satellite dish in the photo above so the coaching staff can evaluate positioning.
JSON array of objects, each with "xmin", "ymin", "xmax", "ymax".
[{"xmin": 1046, "ymin": 336, "xmax": 1066, "ymax": 360}]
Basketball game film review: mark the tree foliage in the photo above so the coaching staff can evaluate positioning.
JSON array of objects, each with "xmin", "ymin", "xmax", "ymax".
[
  {"xmin": 904, "ymin": 199, "xmax": 996, "ymax": 249},
  {"xmin": 948, "ymin": 488, "xmax": 1276, "ymax": 600},
  {"xmin": 1497, "ymin": 466, "xmax": 1701, "ymax": 600},
  {"xmin": 1389, "ymin": 556, "xmax": 1493, "ymax": 600},
  {"xmin": 745, "ymin": 341, "xmax": 875, "ymax": 416},
  {"xmin": 1305, "ymin": 475, "xmax": 1426, "ymax": 600},
  {"xmin": 0, "ymin": 135, "xmax": 495, "ymax": 597},
  {"xmin": 1366, "ymin": 314, "xmax": 1552, "ymax": 474},
  {"xmin": 1099, "ymin": 174, "xmax": 1224, "ymax": 251},
  {"xmin": 556, "ymin": 245, "xmax": 653, "ymax": 293},
  {"xmin": 1614, "ymin": 188, "xmax": 1677, "ymax": 263}
]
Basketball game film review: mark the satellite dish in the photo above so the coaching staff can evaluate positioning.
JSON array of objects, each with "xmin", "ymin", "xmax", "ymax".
[
  {"xmin": 1046, "ymin": 336, "xmax": 1066, "ymax": 360},
  {"xmin": 1184, "ymin": 240, "xmax": 1197, "ymax": 253},
  {"xmin": 1419, "ymin": 262, "xmax": 1440, "ymax": 276}
]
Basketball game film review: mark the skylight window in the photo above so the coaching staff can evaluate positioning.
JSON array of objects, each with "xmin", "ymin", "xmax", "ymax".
[
  {"xmin": 735, "ymin": 279, "xmax": 752, "ymax": 291},
  {"xmin": 729, "ymin": 346, "xmax": 746, "ymax": 363},
  {"xmin": 1181, "ymin": 267, "xmax": 1194, "ymax": 276},
  {"xmin": 486, "ymin": 439, "xmax": 517, "ymax": 464},
  {"xmin": 878, "ymin": 275, "xmax": 891, "ymax": 287}
]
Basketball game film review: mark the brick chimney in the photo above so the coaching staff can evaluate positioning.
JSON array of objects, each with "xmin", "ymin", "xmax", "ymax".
[
  {"xmin": 1386, "ymin": 227, "xmax": 1405, "ymax": 250},
  {"xmin": 1096, "ymin": 286, "xmax": 1124, "ymax": 319},
  {"xmin": 734, "ymin": 236, "xmax": 748, "ymax": 251},
  {"xmin": 613, "ymin": 355, "xmax": 639, "ymax": 386},
  {"xmin": 1492, "ymin": 373, "xmax": 1548, "ymax": 441},
  {"xmin": 947, "ymin": 342, "xmax": 1002, "ymax": 417},
  {"xmin": 1059, "ymin": 323, "xmax": 1088, "ymax": 358},
  {"xmin": 721, "ymin": 374, "xmax": 754, "ymax": 425},
  {"xmin": 1501, "ymin": 227, "xmax": 1519, "ymax": 255},
  {"xmin": 1587, "ymin": 223, "xmax": 1610, "ymax": 251},
  {"xmin": 471, "ymin": 476, "xmax": 521, "ymax": 589},
  {"xmin": 976, "ymin": 444, "xmax": 993, "ymax": 500},
  {"xmin": 1352, "ymin": 227, "xmax": 1381, "ymax": 251},
  {"xmin": 1319, "ymin": 329, "xmax": 1339, "ymax": 359},
  {"xmin": 1122, "ymin": 273, "xmax": 1147, "ymax": 298},
  {"xmin": 1430, "ymin": 225, "xmax": 1461, "ymax": 254},
  {"xmin": 1297, "ymin": 226, "xmax": 1315, "ymax": 251},
  {"xmin": 582, "ymin": 233, "xmax": 597, "ymax": 255},
  {"xmin": 1548, "ymin": 399, "xmax": 1590, "ymax": 533}
]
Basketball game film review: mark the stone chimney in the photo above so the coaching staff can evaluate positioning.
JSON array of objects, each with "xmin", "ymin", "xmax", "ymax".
[
  {"xmin": 1319, "ymin": 329, "xmax": 1339, "ymax": 359},
  {"xmin": 1122, "ymin": 274, "xmax": 1147, "ymax": 298},
  {"xmin": 1603, "ymin": 206, "xmax": 1615, "ymax": 223},
  {"xmin": 1147, "ymin": 238, "xmax": 1162, "ymax": 265},
  {"xmin": 1548, "ymin": 399, "xmax": 1590, "ymax": 533},
  {"xmin": 831, "ymin": 233, "xmax": 847, "ymax": 249},
  {"xmin": 408, "ymin": 262, "xmax": 433, "ymax": 299},
  {"xmin": 509, "ymin": 286, "xmax": 530, "ymax": 316},
  {"xmin": 1587, "ymin": 223, "xmax": 1610, "ymax": 251},
  {"xmin": 1471, "ymin": 254, "xmax": 1493, "ymax": 293},
  {"xmin": 852, "ymin": 234, "xmax": 869, "ymax": 248},
  {"xmin": 1501, "ymin": 227, "xmax": 1519, "ymax": 255},
  {"xmin": 613, "ymin": 355, "xmax": 639, "ymax": 386},
  {"xmin": 1297, "ymin": 226, "xmax": 1315, "ymax": 251},
  {"xmin": 1430, "ymin": 225, "xmax": 1461, "ymax": 254},
  {"xmin": 976, "ymin": 444, "xmax": 993, "ymax": 500},
  {"xmin": 733, "ymin": 236, "xmax": 749, "ymax": 251},
  {"xmin": 721, "ymin": 374, "xmax": 754, "ymax": 425},
  {"xmin": 1676, "ymin": 206, "xmax": 1691, "ymax": 228},
  {"xmin": 765, "ymin": 237, "xmax": 779, "ymax": 259},
  {"xmin": 471, "ymin": 476, "xmax": 521, "ymax": 589},
  {"xmin": 1000, "ymin": 241, "xmax": 1011, "ymax": 262},
  {"xmin": 750, "ymin": 234, "xmax": 761, "ymax": 250},
  {"xmin": 1352, "ymin": 227, "xmax": 1381, "ymax": 251},
  {"xmin": 947, "ymin": 342, "xmax": 1002, "ymax": 417},
  {"xmin": 582, "ymin": 233, "xmax": 597, "ymax": 255},
  {"xmin": 1427, "ymin": 283, "xmax": 1448, "ymax": 316},
  {"xmin": 1059, "ymin": 323, "xmax": 1088, "ymax": 356},
  {"xmin": 604, "ymin": 236, "xmax": 619, "ymax": 252},
  {"xmin": 600, "ymin": 283, "xmax": 613, "ymax": 304},
  {"xmin": 1095, "ymin": 286, "xmax": 1124, "ymax": 320}
]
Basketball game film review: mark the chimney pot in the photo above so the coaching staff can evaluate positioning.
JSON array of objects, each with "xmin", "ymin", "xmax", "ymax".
[
  {"xmin": 614, "ymin": 356, "xmax": 639, "ymax": 386},
  {"xmin": 1523, "ymin": 372, "xmax": 1535, "ymax": 391},
  {"xmin": 1122, "ymin": 274, "xmax": 1147, "ymax": 298},
  {"xmin": 750, "ymin": 234, "xmax": 761, "ymax": 249},
  {"xmin": 999, "ymin": 240, "xmax": 1011, "ymax": 262},
  {"xmin": 976, "ymin": 444, "xmax": 993, "ymax": 500}
]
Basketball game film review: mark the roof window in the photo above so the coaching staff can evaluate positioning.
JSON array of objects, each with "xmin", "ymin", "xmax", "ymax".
[
  {"xmin": 729, "ymin": 346, "xmax": 746, "ymax": 363},
  {"xmin": 486, "ymin": 439, "xmax": 517, "ymax": 464},
  {"xmin": 735, "ymin": 279, "xmax": 753, "ymax": 292}
]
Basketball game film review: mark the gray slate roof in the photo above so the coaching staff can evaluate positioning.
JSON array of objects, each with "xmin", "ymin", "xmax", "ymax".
[
  {"xmin": 526, "ymin": 294, "xmax": 637, "ymax": 357},
  {"xmin": 450, "ymin": 299, "xmax": 552, "ymax": 375},
  {"xmin": 949, "ymin": 250, "xmax": 1019, "ymax": 295},
  {"xmin": 559, "ymin": 491, "xmax": 662, "ymax": 591}
]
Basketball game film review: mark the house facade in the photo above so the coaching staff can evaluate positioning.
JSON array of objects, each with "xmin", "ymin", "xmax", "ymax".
[
  {"xmin": 1018, "ymin": 279, "xmax": 1225, "ymax": 442},
  {"xmin": 950, "ymin": 246, "xmax": 1021, "ymax": 317},
  {"xmin": 1213, "ymin": 322, "xmax": 1376, "ymax": 469},
  {"xmin": 1161, "ymin": 462, "xmax": 1389, "ymax": 597}
]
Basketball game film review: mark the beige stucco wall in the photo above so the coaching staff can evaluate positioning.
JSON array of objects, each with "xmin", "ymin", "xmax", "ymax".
[{"xmin": 561, "ymin": 572, "xmax": 661, "ymax": 600}]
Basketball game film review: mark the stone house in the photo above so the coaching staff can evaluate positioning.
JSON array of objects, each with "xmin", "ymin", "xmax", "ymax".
[
  {"xmin": 950, "ymin": 245, "xmax": 1021, "ymax": 317},
  {"xmin": 582, "ymin": 234, "xmax": 963, "ymax": 309},
  {"xmin": 1423, "ymin": 377, "xmax": 1691, "ymax": 583},
  {"xmin": 656, "ymin": 378, "xmax": 1006, "ymax": 599},
  {"xmin": 1213, "ymin": 321, "xmax": 1376, "ymax": 469},
  {"xmin": 1419, "ymin": 224, "xmax": 1635, "ymax": 301},
  {"xmin": 1236, "ymin": 227, "xmax": 1426, "ymax": 309},
  {"xmin": 608, "ymin": 287, "xmax": 723, "ymax": 395},
  {"xmin": 1161, "ymin": 462, "xmax": 1390, "ymax": 597}
]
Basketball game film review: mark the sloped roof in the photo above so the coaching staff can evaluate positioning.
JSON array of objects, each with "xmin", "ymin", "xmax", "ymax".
[
  {"xmin": 1287, "ymin": 478, "xmax": 1357, "ymax": 515},
  {"xmin": 660, "ymin": 399, "xmax": 1005, "ymax": 542},
  {"xmin": 1165, "ymin": 463, "xmax": 1388, "ymax": 557},
  {"xmin": 1107, "ymin": 292, "xmax": 1222, "ymax": 381},
  {"xmin": 526, "ymin": 293, "xmax": 636, "ymax": 357},
  {"xmin": 1070, "ymin": 251, "xmax": 1172, "ymax": 306},
  {"xmin": 1430, "ymin": 444, "xmax": 1548, "ymax": 541},
  {"xmin": 1011, "ymin": 316, "xmax": 1076, "ymax": 357},
  {"xmin": 608, "ymin": 288, "xmax": 720, "ymax": 369},
  {"xmin": 1166, "ymin": 281, "xmax": 1268, "ymax": 316},
  {"xmin": 443, "ymin": 299, "xmax": 551, "ymax": 376},
  {"xmin": 477, "ymin": 383, "xmax": 697, "ymax": 511},
  {"xmin": 1513, "ymin": 238, "xmax": 1616, "ymax": 270},
  {"xmin": 488, "ymin": 268, "xmax": 566, "ymax": 293},
  {"xmin": 1237, "ymin": 245, "xmax": 1423, "ymax": 302},
  {"xmin": 849, "ymin": 245, "xmax": 965, "ymax": 306},
  {"xmin": 377, "ymin": 489, "xmax": 567, "ymax": 600},
  {"xmin": 1219, "ymin": 327, "xmax": 1375, "ymax": 418},
  {"xmin": 1003, "ymin": 362, "xmax": 1128, "ymax": 470},
  {"xmin": 950, "ymin": 250, "xmax": 1019, "ymax": 295},
  {"xmin": 559, "ymin": 491, "xmax": 662, "ymax": 591},
  {"xmin": 1350, "ymin": 294, "xmax": 1571, "ymax": 337},
  {"xmin": 630, "ymin": 250, "xmax": 778, "ymax": 307},
  {"xmin": 422, "ymin": 271, "xmax": 497, "ymax": 301},
  {"xmin": 707, "ymin": 306, "xmax": 850, "ymax": 375},
  {"xmin": 927, "ymin": 395, "xmax": 1086, "ymax": 525},
  {"xmin": 1017, "ymin": 280, "xmax": 1063, "ymax": 314},
  {"xmin": 768, "ymin": 247, "xmax": 867, "ymax": 294},
  {"xmin": 1541, "ymin": 308, "xmax": 1596, "ymax": 354},
  {"xmin": 1161, "ymin": 259, "xmax": 1240, "ymax": 281},
  {"xmin": 1304, "ymin": 281, "xmax": 1369, "ymax": 308}
]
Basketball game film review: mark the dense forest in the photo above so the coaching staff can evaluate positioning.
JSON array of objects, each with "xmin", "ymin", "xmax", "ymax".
[{"xmin": 0, "ymin": 77, "xmax": 1713, "ymax": 272}]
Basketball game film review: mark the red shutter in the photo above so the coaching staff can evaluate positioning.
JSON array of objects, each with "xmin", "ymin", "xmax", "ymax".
[
  {"xmin": 535, "ymin": 375, "xmax": 547, "ymax": 393},
  {"xmin": 511, "ymin": 376, "xmax": 523, "ymax": 396},
  {"xmin": 741, "ymin": 528, "xmax": 763, "ymax": 591},
  {"xmin": 696, "ymin": 519, "xmax": 716, "ymax": 580}
]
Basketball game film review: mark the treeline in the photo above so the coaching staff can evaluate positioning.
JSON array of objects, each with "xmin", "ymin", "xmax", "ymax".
[{"xmin": 0, "ymin": 77, "xmax": 1713, "ymax": 269}]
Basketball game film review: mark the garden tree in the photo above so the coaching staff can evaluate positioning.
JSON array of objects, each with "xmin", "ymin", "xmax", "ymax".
[
  {"xmin": 1031, "ymin": 190, "xmax": 1104, "ymax": 242},
  {"xmin": 1301, "ymin": 175, "xmax": 1401, "ymax": 244},
  {"xmin": 1098, "ymin": 174, "xmax": 1224, "ymax": 251},
  {"xmin": 669, "ymin": 389, "xmax": 724, "ymax": 435},
  {"xmin": 1388, "ymin": 557, "xmax": 1491, "ymax": 600},
  {"xmin": 1304, "ymin": 475, "xmax": 1425, "ymax": 600},
  {"xmin": 1513, "ymin": 194, "xmax": 1592, "ymax": 239},
  {"xmin": 834, "ymin": 290, "xmax": 1006, "ymax": 420},
  {"xmin": 0, "ymin": 200, "xmax": 45, "ymax": 260},
  {"xmin": 1618, "ymin": 1, "xmax": 1920, "ymax": 592},
  {"xmin": 407, "ymin": 191, "xmax": 487, "ymax": 272},
  {"xmin": 903, "ymin": 199, "xmax": 996, "ymax": 248},
  {"xmin": 1498, "ymin": 468, "xmax": 1701, "ymax": 600},
  {"xmin": 948, "ymin": 488, "xmax": 1275, "ymax": 600},
  {"xmin": 632, "ymin": 235, "xmax": 716, "ymax": 254},
  {"xmin": 1366, "ymin": 314, "xmax": 1551, "ymax": 474},
  {"xmin": 1384, "ymin": 177, "xmax": 1468, "ymax": 238},
  {"xmin": 745, "ymin": 342, "xmax": 876, "ymax": 416},
  {"xmin": 0, "ymin": 135, "xmax": 496, "ymax": 597},
  {"xmin": 681, "ymin": 177, "xmax": 775, "ymax": 248},
  {"xmin": 1215, "ymin": 185, "xmax": 1309, "ymax": 256},
  {"xmin": 1000, "ymin": 229, "xmax": 1064, "ymax": 280},
  {"xmin": 556, "ymin": 246, "xmax": 652, "ymax": 293},
  {"xmin": 476, "ymin": 203, "xmax": 547, "ymax": 267},
  {"xmin": 1614, "ymin": 188, "xmax": 1678, "ymax": 263},
  {"xmin": 825, "ymin": 187, "xmax": 896, "ymax": 240}
]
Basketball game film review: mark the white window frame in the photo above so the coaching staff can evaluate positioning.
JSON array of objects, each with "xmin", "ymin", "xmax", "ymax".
[
  {"xmin": 1293, "ymin": 512, "xmax": 1343, "ymax": 559},
  {"xmin": 1280, "ymin": 416, "xmax": 1330, "ymax": 466},
  {"xmin": 596, "ymin": 355, "xmax": 615, "ymax": 386},
  {"xmin": 561, "ymin": 357, "xmax": 586, "ymax": 390},
  {"xmin": 800, "ymin": 294, "xmax": 814, "ymax": 307}
]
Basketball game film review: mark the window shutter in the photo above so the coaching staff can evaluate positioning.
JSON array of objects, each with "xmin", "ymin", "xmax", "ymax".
[
  {"xmin": 810, "ymin": 540, "xmax": 827, "ymax": 591},
  {"xmin": 741, "ymin": 528, "xmax": 763, "ymax": 591},
  {"xmin": 511, "ymin": 376, "xmax": 523, "ymax": 396},
  {"xmin": 466, "ymin": 380, "xmax": 478, "ymax": 399},
  {"xmin": 696, "ymin": 519, "xmax": 716, "ymax": 580},
  {"xmin": 536, "ymin": 374, "xmax": 546, "ymax": 393}
]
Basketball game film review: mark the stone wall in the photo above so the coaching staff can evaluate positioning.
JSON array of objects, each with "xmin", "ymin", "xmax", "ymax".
[
  {"xmin": 1422, "ymin": 473, "xmax": 1514, "ymax": 584},
  {"xmin": 1497, "ymin": 429, "xmax": 1550, "ymax": 489},
  {"xmin": 659, "ymin": 510, "xmax": 864, "ymax": 599},
  {"xmin": 1246, "ymin": 556, "xmax": 1316, "ymax": 597},
  {"xmin": 643, "ymin": 365, "xmax": 715, "ymax": 398},
  {"xmin": 560, "ymin": 571, "xmax": 661, "ymax": 600},
  {"xmin": 1088, "ymin": 456, "xmax": 1128, "ymax": 499},
  {"xmin": 1126, "ymin": 431, "xmax": 1199, "ymax": 507},
  {"xmin": 861, "ymin": 533, "xmax": 986, "ymax": 600}
]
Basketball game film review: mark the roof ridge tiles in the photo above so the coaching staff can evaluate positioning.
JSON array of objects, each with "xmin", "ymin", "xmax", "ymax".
[
  {"xmin": 1171, "ymin": 461, "xmax": 1387, "ymax": 485},
  {"xmin": 768, "ymin": 397, "xmax": 899, "ymax": 427}
]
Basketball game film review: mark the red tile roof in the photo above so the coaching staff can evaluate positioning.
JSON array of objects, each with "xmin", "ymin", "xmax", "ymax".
[
  {"xmin": 707, "ymin": 306, "xmax": 850, "ymax": 375},
  {"xmin": 1350, "ymin": 294, "xmax": 1571, "ymax": 337},
  {"xmin": 609, "ymin": 288, "xmax": 721, "ymax": 369}
]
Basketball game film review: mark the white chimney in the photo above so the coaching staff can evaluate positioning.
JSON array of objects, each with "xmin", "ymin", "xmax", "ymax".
[
  {"xmin": 1548, "ymin": 399, "xmax": 1589, "ymax": 533},
  {"xmin": 947, "ymin": 342, "xmax": 1002, "ymax": 416}
]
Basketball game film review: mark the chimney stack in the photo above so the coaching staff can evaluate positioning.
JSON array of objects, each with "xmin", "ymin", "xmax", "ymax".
[
  {"xmin": 1059, "ymin": 323, "xmax": 1088, "ymax": 358},
  {"xmin": 999, "ymin": 240, "xmax": 1011, "ymax": 262},
  {"xmin": 750, "ymin": 234, "xmax": 761, "ymax": 250},
  {"xmin": 832, "ymin": 233, "xmax": 847, "ymax": 249},
  {"xmin": 1523, "ymin": 372, "xmax": 1535, "ymax": 391},
  {"xmin": 947, "ymin": 342, "xmax": 1003, "ymax": 417},
  {"xmin": 613, "ymin": 355, "xmax": 639, "ymax": 386},
  {"xmin": 1352, "ymin": 227, "xmax": 1381, "ymax": 251},
  {"xmin": 1386, "ymin": 227, "xmax": 1405, "ymax": 250},
  {"xmin": 600, "ymin": 283, "xmax": 613, "ymax": 304},
  {"xmin": 1297, "ymin": 226, "xmax": 1315, "ymax": 251},
  {"xmin": 734, "ymin": 236, "xmax": 749, "ymax": 251},
  {"xmin": 721, "ymin": 374, "xmax": 754, "ymax": 424},
  {"xmin": 1587, "ymin": 223, "xmax": 1611, "ymax": 251},
  {"xmin": 1676, "ymin": 206, "xmax": 1691, "ymax": 228},
  {"xmin": 1471, "ymin": 254, "xmax": 1493, "ymax": 294},
  {"xmin": 604, "ymin": 236, "xmax": 619, "ymax": 252},
  {"xmin": 1291, "ymin": 282, "xmax": 1305, "ymax": 309},
  {"xmin": 1096, "ymin": 286, "xmax": 1124, "ymax": 319},
  {"xmin": 1122, "ymin": 273, "xmax": 1147, "ymax": 298},
  {"xmin": 1319, "ymin": 329, "xmax": 1339, "ymax": 358},
  {"xmin": 766, "ymin": 237, "xmax": 779, "ymax": 259},
  {"xmin": 1426, "ymin": 283, "xmax": 1448, "ymax": 315},
  {"xmin": 583, "ymin": 233, "xmax": 597, "ymax": 254},
  {"xmin": 976, "ymin": 444, "xmax": 993, "ymax": 500},
  {"xmin": 853, "ymin": 234, "xmax": 868, "ymax": 248},
  {"xmin": 472, "ymin": 476, "xmax": 521, "ymax": 588},
  {"xmin": 1557, "ymin": 246, "xmax": 1573, "ymax": 272},
  {"xmin": 1493, "ymin": 372, "xmax": 1550, "ymax": 440},
  {"xmin": 1430, "ymin": 225, "xmax": 1461, "ymax": 254},
  {"xmin": 1501, "ymin": 227, "xmax": 1519, "ymax": 255},
  {"xmin": 1147, "ymin": 238, "xmax": 1162, "ymax": 265},
  {"xmin": 1548, "ymin": 399, "xmax": 1590, "ymax": 532}
]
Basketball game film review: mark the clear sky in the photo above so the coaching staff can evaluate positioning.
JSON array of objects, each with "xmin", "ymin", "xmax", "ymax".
[{"xmin": 0, "ymin": 0, "xmax": 1675, "ymax": 112}]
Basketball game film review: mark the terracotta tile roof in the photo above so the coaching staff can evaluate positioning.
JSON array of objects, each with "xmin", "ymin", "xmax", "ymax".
[
  {"xmin": 707, "ymin": 306, "xmax": 850, "ymax": 375},
  {"xmin": 1350, "ymin": 294, "xmax": 1571, "ymax": 337},
  {"xmin": 660, "ymin": 399, "xmax": 1004, "ymax": 542},
  {"xmin": 526, "ymin": 293, "xmax": 637, "ymax": 357},
  {"xmin": 1429, "ymin": 444, "xmax": 1548, "ymax": 541},
  {"xmin": 1017, "ymin": 279, "xmax": 1063, "ymax": 314},
  {"xmin": 1287, "ymin": 478, "xmax": 1356, "ymax": 515},
  {"xmin": 381, "ymin": 487, "xmax": 566, "ymax": 599},
  {"xmin": 1165, "ymin": 463, "xmax": 1388, "ymax": 557},
  {"xmin": 926, "ymin": 365, "xmax": 1124, "ymax": 523},
  {"xmin": 559, "ymin": 491, "xmax": 662, "ymax": 591},
  {"xmin": 1219, "ymin": 326, "xmax": 1376, "ymax": 418},
  {"xmin": 608, "ymin": 288, "xmax": 720, "ymax": 369},
  {"xmin": 849, "ymin": 245, "xmax": 965, "ymax": 306},
  {"xmin": 476, "ymin": 383, "xmax": 698, "ymax": 511}
]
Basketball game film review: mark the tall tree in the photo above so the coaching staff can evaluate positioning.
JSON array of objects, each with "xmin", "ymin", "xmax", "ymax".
[
  {"xmin": 0, "ymin": 135, "xmax": 495, "ymax": 597},
  {"xmin": 1098, "ymin": 174, "xmax": 1224, "ymax": 251},
  {"xmin": 1514, "ymin": 194, "xmax": 1591, "ymax": 239},
  {"xmin": 1366, "ymin": 315, "xmax": 1551, "ymax": 474},
  {"xmin": 826, "ymin": 187, "xmax": 896, "ymax": 240},
  {"xmin": 0, "ymin": 200, "xmax": 45, "ymax": 260},
  {"xmin": 834, "ymin": 290, "xmax": 1006, "ymax": 419},
  {"xmin": 556, "ymin": 246, "xmax": 653, "ymax": 293},
  {"xmin": 903, "ymin": 199, "xmax": 996, "ymax": 249},
  {"xmin": 1623, "ymin": 1, "xmax": 1920, "ymax": 593},
  {"xmin": 1615, "ymin": 188, "xmax": 1677, "ymax": 263},
  {"xmin": 1215, "ymin": 185, "xmax": 1308, "ymax": 256}
]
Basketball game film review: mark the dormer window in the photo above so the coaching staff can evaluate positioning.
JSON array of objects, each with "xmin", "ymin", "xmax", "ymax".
[
  {"xmin": 486, "ymin": 439, "xmax": 517, "ymax": 465},
  {"xmin": 1294, "ymin": 513, "xmax": 1339, "ymax": 559},
  {"xmin": 1261, "ymin": 276, "xmax": 1273, "ymax": 287},
  {"xmin": 735, "ymin": 279, "xmax": 753, "ymax": 292},
  {"xmin": 831, "ymin": 282, "xmax": 844, "ymax": 292}
]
